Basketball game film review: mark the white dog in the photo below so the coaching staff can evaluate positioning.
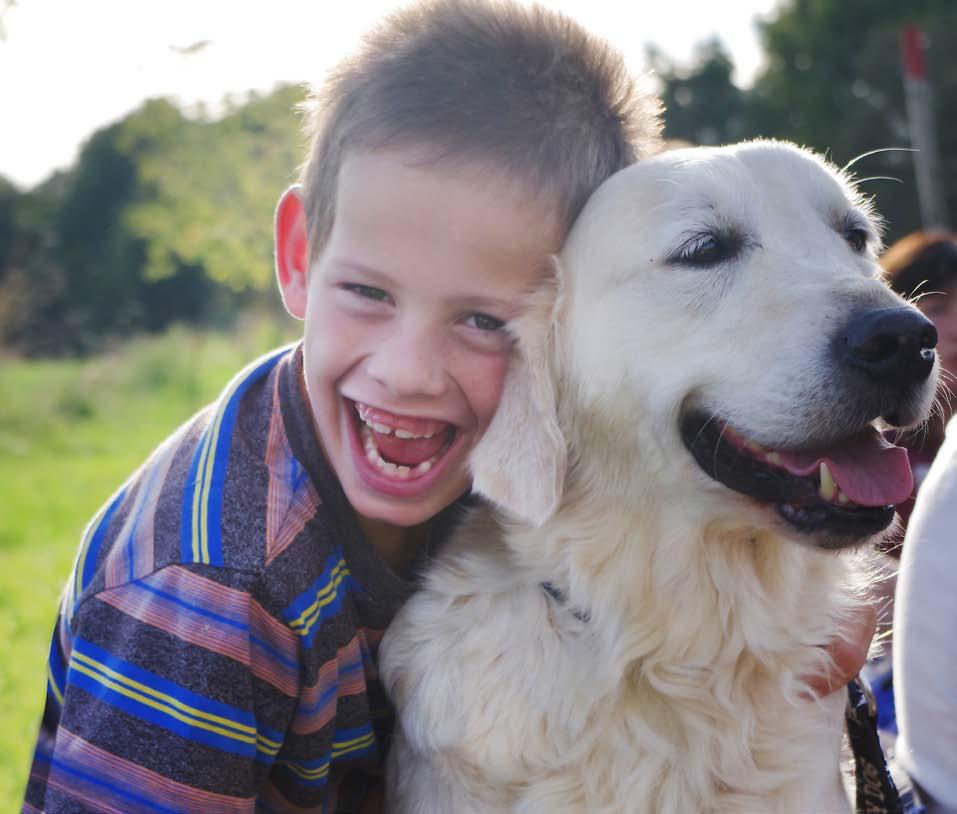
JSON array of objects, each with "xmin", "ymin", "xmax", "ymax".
[{"xmin": 379, "ymin": 141, "xmax": 939, "ymax": 813}]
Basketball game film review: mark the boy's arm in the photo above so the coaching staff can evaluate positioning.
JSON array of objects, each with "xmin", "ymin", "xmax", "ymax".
[{"xmin": 24, "ymin": 565, "xmax": 305, "ymax": 813}]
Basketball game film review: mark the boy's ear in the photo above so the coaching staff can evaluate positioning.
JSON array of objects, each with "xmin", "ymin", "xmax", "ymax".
[
  {"xmin": 275, "ymin": 185, "xmax": 310, "ymax": 320},
  {"xmin": 469, "ymin": 259, "xmax": 567, "ymax": 527}
]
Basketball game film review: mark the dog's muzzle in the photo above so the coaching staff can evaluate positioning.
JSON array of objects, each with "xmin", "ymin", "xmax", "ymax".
[
  {"xmin": 840, "ymin": 306, "xmax": 937, "ymax": 391},
  {"xmin": 679, "ymin": 304, "xmax": 939, "ymax": 549}
]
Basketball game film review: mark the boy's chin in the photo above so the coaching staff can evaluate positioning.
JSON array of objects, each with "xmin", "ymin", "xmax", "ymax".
[{"xmin": 346, "ymin": 468, "xmax": 470, "ymax": 530}]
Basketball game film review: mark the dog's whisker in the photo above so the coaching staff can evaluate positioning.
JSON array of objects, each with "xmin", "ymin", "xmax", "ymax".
[
  {"xmin": 906, "ymin": 285, "xmax": 946, "ymax": 306},
  {"xmin": 714, "ymin": 418, "xmax": 730, "ymax": 472},
  {"xmin": 842, "ymin": 146, "xmax": 917, "ymax": 173},
  {"xmin": 854, "ymin": 176, "xmax": 903, "ymax": 185}
]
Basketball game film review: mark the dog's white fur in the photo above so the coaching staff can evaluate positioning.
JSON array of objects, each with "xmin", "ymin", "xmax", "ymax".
[{"xmin": 379, "ymin": 141, "xmax": 938, "ymax": 813}]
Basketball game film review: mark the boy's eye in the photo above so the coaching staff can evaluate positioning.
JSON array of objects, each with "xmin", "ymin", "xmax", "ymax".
[
  {"xmin": 342, "ymin": 283, "xmax": 390, "ymax": 302},
  {"xmin": 466, "ymin": 313, "xmax": 505, "ymax": 332}
]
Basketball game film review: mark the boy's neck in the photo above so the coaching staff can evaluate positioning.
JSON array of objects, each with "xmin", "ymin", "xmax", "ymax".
[{"xmin": 357, "ymin": 515, "xmax": 428, "ymax": 577}]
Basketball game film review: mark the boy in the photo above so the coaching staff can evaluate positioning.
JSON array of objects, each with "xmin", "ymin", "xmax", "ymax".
[
  {"xmin": 23, "ymin": 2, "xmax": 873, "ymax": 811},
  {"xmin": 23, "ymin": 2, "xmax": 657, "ymax": 811}
]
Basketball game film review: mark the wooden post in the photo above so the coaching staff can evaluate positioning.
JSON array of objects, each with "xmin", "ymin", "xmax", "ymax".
[{"xmin": 900, "ymin": 25, "xmax": 948, "ymax": 229}]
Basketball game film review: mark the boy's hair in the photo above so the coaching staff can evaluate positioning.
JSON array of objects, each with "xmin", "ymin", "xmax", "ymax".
[
  {"xmin": 882, "ymin": 230, "xmax": 957, "ymax": 300},
  {"xmin": 300, "ymin": 0, "xmax": 661, "ymax": 260}
]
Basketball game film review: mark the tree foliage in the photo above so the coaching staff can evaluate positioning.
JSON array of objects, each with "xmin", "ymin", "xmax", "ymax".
[
  {"xmin": 655, "ymin": 0, "xmax": 957, "ymax": 244},
  {"xmin": 0, "ymin": 85, "xmax": 306, "ymax": 355},
  {"xmin": 122, "ymin": 86, "xmax": 305, "ymax": 292},
  {"xmin": 649, "ymin": 39, "xmax": 748, "ymax": 147},
  {"xmin": 5, "ymin": 2, "xmax": 956, "ymax": 355}
]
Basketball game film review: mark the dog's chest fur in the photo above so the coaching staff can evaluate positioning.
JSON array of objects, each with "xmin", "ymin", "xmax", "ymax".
[{"xmin": 380, "ymin": 501, "xmax": 854, "ymax": 814}]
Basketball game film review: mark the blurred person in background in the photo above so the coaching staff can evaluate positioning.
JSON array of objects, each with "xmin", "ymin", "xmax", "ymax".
[
  {"xmin": 882, "ymin": 232, "xmax": 957, "ymax": 543},
  {"xmin": 882, "ymin": 232, "xmax": 957, "ymax": 814}
]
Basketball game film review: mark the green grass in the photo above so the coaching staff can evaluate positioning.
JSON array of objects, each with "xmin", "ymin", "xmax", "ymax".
[{"xmin": 0, "ymin": 315, "xmax": 298, "ymax": 809}]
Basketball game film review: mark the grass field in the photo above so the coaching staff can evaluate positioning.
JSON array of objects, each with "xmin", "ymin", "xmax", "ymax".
[{"xmin": 0, "ymin": 316, "xmax": 298, "ymax": 809}]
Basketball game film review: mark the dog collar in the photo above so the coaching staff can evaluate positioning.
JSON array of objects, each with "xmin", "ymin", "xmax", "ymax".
[{"xmin": 541, "ymin": 582, "xmax": 590, "ymax": 623}]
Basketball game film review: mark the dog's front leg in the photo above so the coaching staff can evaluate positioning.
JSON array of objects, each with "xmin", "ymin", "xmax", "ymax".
[{"xmin": 387, "ymin": 723, "xmax": 525, "ymax": 813}]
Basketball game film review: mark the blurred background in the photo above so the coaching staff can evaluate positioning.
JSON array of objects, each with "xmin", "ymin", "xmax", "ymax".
[{"xmin": 1, "ymin": 0, "xmax": 954, "ymax": 807}]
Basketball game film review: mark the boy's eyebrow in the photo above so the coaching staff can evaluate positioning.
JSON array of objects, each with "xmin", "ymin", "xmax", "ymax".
[
  {"xmin": 449, "ymin": 294, "xmax": 524, "ymax": 317},
  {"xmin": 333, "ymin": 259, "xmax": 526, "ymax": 316},
  {"xmin": 331, "ymin": 259, "xmax": 393, "ymax": 282}
]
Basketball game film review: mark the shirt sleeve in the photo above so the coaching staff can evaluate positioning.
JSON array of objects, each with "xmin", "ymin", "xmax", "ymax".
[{"xmin": 23, "ymin": 564, "xmax": 303, "ymax": 814}]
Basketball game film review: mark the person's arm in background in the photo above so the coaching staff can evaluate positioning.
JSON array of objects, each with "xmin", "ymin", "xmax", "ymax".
[
  {"xmin": 893, "ymin": 417, "xmax": 957, "ymax": 814},
  {"xmin": 808, "ymin": 602, "xmax": 878, "ymax": 697}
]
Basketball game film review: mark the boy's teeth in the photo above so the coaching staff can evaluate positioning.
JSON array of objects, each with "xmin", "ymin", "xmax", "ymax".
[
  {"xmin": 355, "ymin": 403, "xmax": 441, "ymax": 440},
  {"xmin": 395, "ymin": 428, "xmax": 436, "ymax": 439},
  {"xmin": 361, "ymin": 425, "xmax": 440, "ymax": 478}
]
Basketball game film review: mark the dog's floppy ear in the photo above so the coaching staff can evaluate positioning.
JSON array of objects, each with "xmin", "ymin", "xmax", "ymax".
[{"xmin": 470, "ymin": 260, "xmax": 567, "ymax": 526}]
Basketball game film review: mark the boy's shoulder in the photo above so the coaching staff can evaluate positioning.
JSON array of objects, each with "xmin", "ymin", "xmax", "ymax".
[{"xmin": 65, "ymin": 344, "xmax": 343, "ymax": 622}]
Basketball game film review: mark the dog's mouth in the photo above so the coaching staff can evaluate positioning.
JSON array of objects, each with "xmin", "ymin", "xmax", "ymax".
[{"xmin": 679, "ymin": 411, "xmax": 914, "ymax": 548}]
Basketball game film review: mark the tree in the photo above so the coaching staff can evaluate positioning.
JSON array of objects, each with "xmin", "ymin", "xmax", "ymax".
[
  {"xmin": 0, "ymin": 174, "xmax": 70, "ymax": 354},
  {"xmin": 0, "ymin": 84, "xmax": 306, "ymax": 354},
  {"xmin": 651, "ymin": 39, "xmax": 748, "ymax": 147},
  {"xmin": 654, "ymin": 0, "xmax": 956, "ymax": 242},
  {"xmin": 122, "ymin": 85, "xmax": 306, "ymax": 293},
  {"xmin": 747, "ymin": 0, "xmax": 957, "ymax": 241}
]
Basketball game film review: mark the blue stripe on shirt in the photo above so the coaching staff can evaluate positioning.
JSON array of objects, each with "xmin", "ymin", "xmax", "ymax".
[
  {"xmin": 180, "ymin": 346, "xmax": 291, "ymax": 567},
  {"xmin": 67, "ymin": 636, "xmax": 280, "ymax": 759}
]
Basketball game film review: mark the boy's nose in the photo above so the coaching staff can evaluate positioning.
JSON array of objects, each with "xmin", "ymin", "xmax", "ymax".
[{"xmin": 367, "ymin": 324, "xmax": 449, "ymax": 399}]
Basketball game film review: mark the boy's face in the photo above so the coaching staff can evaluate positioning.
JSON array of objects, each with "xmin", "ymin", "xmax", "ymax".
[
  {"xmin": 918, "ymin": 282, "xmax": 957, "ymax": 382},
  {"xmin": 279, "ymin": 149, "xmax": 563, "ymax": 530}
]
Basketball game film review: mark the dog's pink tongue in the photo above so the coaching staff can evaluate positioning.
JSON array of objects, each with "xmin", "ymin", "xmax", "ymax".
[{"xmin": 776, "ymin": 430, "xmax": 914, "ymax": 507}]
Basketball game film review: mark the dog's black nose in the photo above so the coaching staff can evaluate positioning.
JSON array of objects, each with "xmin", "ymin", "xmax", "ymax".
[{"xmin": 843, "ymin": 307, "xmax": 937, "ymax": 385}]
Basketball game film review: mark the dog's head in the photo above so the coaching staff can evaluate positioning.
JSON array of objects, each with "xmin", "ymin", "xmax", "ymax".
[{"xmin": 471, "ymin": 140, "xmax": 940, "ymax": 549}]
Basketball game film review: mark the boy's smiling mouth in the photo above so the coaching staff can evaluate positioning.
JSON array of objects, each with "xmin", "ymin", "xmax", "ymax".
[{"xmin": 351, "ymin": 401, "xmax": 457, "ymax": 482}]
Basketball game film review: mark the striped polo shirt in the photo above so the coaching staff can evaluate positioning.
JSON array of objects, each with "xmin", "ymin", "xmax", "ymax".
[{"xmin": 23, "ymin": 344, "xmax": 460, "ymax": 813}]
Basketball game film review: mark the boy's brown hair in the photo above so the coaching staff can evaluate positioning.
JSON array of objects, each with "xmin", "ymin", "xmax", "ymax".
[{"xmin": 300, "ymin": 0, "xmax": 661, "ymax": 260}]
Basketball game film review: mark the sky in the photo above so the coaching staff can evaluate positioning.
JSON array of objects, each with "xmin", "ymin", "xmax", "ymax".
[{"xmin": 0, "ymin": 0, "xmax": 781, "ymax": 189}]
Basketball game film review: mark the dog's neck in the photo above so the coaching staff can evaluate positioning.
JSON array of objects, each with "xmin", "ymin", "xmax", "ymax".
[{"xmin": 500, "ymin": 479, "xmax": 855, "ymax": 701}]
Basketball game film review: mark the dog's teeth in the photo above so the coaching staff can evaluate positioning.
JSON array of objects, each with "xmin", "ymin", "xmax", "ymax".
[
  {"xmin": 765, "ymin": 452, "xmax": 782, "ymax": 465},
  {"xmin": 371, "ymin": 421, "xmax": 392, "ymax": 435},
  {"xmin": 837, "ymin": 491, "xmax": 850, "ymax": 505},
  {"xmin": 395, "ymin": 429, "xmax": 415, "ymax": 439},
  {"xmin": 745, "ymin": 440, "xmax": 765, "ymax": 453},
  {"xmin": 818, "ymin": 462, "xmax": 837, "ymax": 502}
]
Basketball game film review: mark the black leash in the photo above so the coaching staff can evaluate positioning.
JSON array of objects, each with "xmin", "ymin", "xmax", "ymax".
[
  {"xmin": 846, "ymin": 676, "xmax": 905, "ymax": 814},
  {"xmin": 540, "ymin": 584, "xmax": 906, "ymax": 813}
]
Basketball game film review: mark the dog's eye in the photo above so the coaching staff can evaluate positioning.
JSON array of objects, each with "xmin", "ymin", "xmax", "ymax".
[
  {"xmin": 669, "ymin": 230, "xmax": 743, "ymax": 268},
  {"xmin": 844, "ymin": 227, "xmax": 868, "ymax": 254}
]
